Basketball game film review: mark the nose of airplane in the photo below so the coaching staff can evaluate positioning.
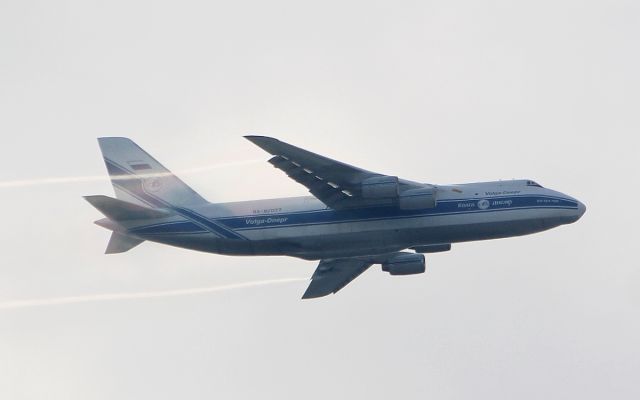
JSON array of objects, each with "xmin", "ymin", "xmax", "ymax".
[
  {"xmin": 546, "ymin": 189, "xmax": 586, "ymax": 224},
  {"xmin": 576, "ymin": 200, "xmax": 587, "ymax": 220}
]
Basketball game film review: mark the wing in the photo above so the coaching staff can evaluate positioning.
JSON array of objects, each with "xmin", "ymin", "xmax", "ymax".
[
  {"xmin": 302, "ymin": 258, "xmax": 373, "ymax": 299},
  {"xmin": 245, "ymin": 136, "xmax": 426, "ymax": 209}
]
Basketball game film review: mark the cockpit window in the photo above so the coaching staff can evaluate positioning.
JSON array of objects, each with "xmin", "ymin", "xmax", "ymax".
[{"xmin": 526, "ymin": 180, "xmax": 543, "ymax": 188}]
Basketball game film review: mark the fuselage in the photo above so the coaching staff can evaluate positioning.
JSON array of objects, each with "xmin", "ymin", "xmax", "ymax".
[{"xmin": 123, "ymin": 179, "xmax": 586, "ymax": 260}]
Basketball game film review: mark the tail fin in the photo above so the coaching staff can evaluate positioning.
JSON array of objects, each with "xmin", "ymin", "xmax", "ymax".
[{"xmin": 98, "ymin": 137, "xmax": 208, "ymax": 208}]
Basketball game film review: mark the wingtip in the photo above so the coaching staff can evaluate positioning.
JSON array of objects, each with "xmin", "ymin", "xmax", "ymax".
[
  {"xmin": 301, "ymin": 292, "xmax": 333, "ymax": 300},
  {"xmin": 97, "ymin": 136, "xmax": 133, "ymax": 142},
  {"xmin": 244, "ymin": 135, "xmax": 279, "ymax": 143},
  {"xmin": 301, "ymin": 284, "xmax": 333, "ymax": 300}
]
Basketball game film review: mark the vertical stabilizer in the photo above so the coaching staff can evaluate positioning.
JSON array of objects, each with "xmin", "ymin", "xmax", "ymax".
[{"xmin": 98, "ymin": 137, "xmax": 208, "ymax": 208}]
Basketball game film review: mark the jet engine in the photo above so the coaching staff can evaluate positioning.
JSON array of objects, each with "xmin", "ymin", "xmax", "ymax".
[
  {"xmin": 398, "ymin": 187, "xmax": 437, "ymax": 210},
  {"xmin": 381, "ymin": 253, "xmax": 426, "ymax": 275},
  {"xmin": 361, "ymin": 176, "xmax": 437, "ymax": 209},
  {"xmin": 361, "ymin": 176, "xmax": 399, "ymax": 198}
]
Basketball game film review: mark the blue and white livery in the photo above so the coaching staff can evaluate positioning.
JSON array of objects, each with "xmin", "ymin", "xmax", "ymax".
[{"xmin": 85, "ymin": 136, "xmax": 586, "ymax": 299}]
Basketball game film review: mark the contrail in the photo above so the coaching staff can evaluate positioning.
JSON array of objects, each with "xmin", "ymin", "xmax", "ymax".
[
  {"xmin": 0, "ymin": 278, "xmax": 307, "ymax": 310},
  {"xmin": 0, "ymin": 159, "xmax": 262, "ymax": 189}
]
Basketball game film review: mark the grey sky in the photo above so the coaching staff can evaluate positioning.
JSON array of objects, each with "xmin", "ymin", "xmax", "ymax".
[{"xmin": 1, "ymin": 1, "xmax": 638, "ymax": 399}]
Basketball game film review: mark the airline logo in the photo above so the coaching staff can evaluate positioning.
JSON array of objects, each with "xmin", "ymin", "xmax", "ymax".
[{"xmin": 477, "ymin": 199, "xmax": 490, "ymax": 209}]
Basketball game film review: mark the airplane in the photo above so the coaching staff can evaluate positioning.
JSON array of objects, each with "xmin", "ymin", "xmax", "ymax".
[{"xmin": 85, "ymin": 136, "xmax": 586, "ymax": 299}]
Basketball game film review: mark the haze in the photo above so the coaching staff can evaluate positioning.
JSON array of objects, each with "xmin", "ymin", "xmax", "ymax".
[{"xmin": 1, "ymin": 1, "xmax": 638, "ymax": 399}]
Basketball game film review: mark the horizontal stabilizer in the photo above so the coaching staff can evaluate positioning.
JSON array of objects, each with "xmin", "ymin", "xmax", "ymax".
[
  {"xmin": 94, "ymin": 217, "xmax": 121, "ymax": 231},
  {"xmin": 105, "ymin": 231, "xmax": 144, "ymax": 254},
  {"xmin": 84, "ymin": 195, "xmax": 172, "ymax": 221}
]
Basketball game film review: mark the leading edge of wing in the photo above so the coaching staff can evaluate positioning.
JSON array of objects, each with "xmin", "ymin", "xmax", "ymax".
[{"xmin": 244, "ymin": 135, "xmax": 376, "ymax": 184}]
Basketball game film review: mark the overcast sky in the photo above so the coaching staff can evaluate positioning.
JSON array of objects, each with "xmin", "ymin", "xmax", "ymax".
[{"xmin": 1, "ymin": 1, "xmax": 638, "ymax": 399}]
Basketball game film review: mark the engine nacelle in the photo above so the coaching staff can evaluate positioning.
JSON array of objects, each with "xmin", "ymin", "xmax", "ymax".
[
  {"xmin": 360, "ymin": 177, "xmax": 437, "ymax": 209},
  {"xmin": 381, "ymin": 253, "xmax": 426, "ymax": 276},
  {"xmin": 398, "ymin": 187, "xmax": 437, "ymax": 210},
  {"xmin": 361, "ymin": 176, "xmax": 399, "ymax": 199}
]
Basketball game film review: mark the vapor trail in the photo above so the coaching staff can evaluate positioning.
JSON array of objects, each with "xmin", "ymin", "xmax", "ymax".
[
  {"xmin": 0, "ymin": 159, "xmax": 262, "ymax": 189},
  {"xmin": 0, "ymin": 278, "xmax": 307, "ymax": 310}
]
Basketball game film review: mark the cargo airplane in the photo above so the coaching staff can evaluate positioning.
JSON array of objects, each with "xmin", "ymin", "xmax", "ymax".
[{"xmin": 85, "ymin": 137, "xmax": 586, "ymax": 298}]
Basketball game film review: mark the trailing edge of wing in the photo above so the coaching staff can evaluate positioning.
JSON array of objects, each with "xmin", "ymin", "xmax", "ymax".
[{"xmin": 302, "ymin": 258, "xmax": 373, "ymax": 299}]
